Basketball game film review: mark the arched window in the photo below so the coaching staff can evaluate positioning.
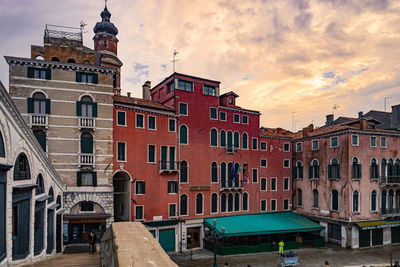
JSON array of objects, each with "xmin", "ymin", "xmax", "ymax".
[
  {"xmin": 51, "ymin": 57, "xmax": 60, "ymax": 62},
  {"xmin": 331, "ymin": 190, "xmax": 339, "ymax": 211},
  {"xmin": 371, "ymin": 190, "xmax": 377, "ymax": 212},
  {"xmin": 388, "ymin": 159, "xmax": 394, "ymax": 177},
  {"xmin": 0, "ymin": 131, "xmax": 5, "ymax": 157},
  {"xmin": 242, "ymin": 192, "xmax": 248, "ymax": 211},
  {"xmin": 381, "ymin": 159, "xmax": 387, "ymax": 180},
  {"xmin": 67, "ymin": 59, "xmax": 76, "ymax": 63},
  {"xmin": 220, "ymin": 130, "xmax": 226, "ymax": 147},
  {"xmin": 211, "ymin": 162, "xmax": 218, "ymax": 183},
  {"xmin": 234, "ymin": 193, "xmax": 240, "ymax": 211},
  {"xmin": 81, "ymin": 132, "xmax": 93, "ymax": 154},
  {"xmin": 328, "ymin": 158, "xmax": 340, "ymax": 179},
  {"xmin": 352, "ymin": 190, "xmax": 359, "ymax": 213},
  {"xmin": 234, "ymin": 132, "xmax": 240, "ymax": 149},
  {"xmin": 352, "ymin": 157, "xmax": 362, "ymax": 179},
  {"xmin": 196, "ymin": 193, "xmax": 203, "ymax": 214},
  {"xmin": 309, "ymin": 160, "xmax": 319, "ymax": 179},
  {"xmin": 313, "ymin": 189, "xmax": 318, "ymax": 208},
  {"xmin": 35, "ymin": 55, "xmax": 44, "ymax": 60},
  {"xmin": 80, "ymin": 95, "xmax": 94, "ymax": 117},
  {"xmin": 210, "ymin": 129, "xmax": 218, "ymax": 147},
  {"xmin": 211, "ymin": 193, "xmax": 218, "ymax": 213},
  {"xmin": 370, "ymin": 158, "xmax": 379, "ymax": 179},
  {"xmin": 242, "ymin": 163, "xmax": 248, "ymax": 181},
  {"xmin": 180, "ymin": 194, "xmax": 188, "ymax": 215},
  {"xmin": 227, "ymin": 163, "xmax": 233, "ymax": 187},
  {"xmin": 294, "ymin": 161, "xmax": 303, "ymax": 179},
  {"xmin": 228, "ymin": 193, "xmax": 233, "ymax": 212},
  {"xmin": 32, "ymin": 92, "xmax": 47, "ymax": 114},
  {"xmin": 220, "ymin": 162, "xmax": 226, "ymax": 187},
  {"xmin": 234, "ymin": 163, "xmax": 240, "ymax": 187},
  {"xmin": 221, "ymin": 193, "xmax": 227, "ymax": 212},
  {"xmin": 297, "ymin": 189, "xmax": 302, "ymax": 206},
  {"xmin": 227, "ymin": 131, "xmax": 233, "ymax": 148},
  {"xmin": 35, "ymin": 174, "xmax": 45, "ymax": 195},
  {"xmin": 48, "ymin": 187, "xmax": 54, "ymax": 203},
  {"xmin": 242, "ymin": 133, "xmax": 248, "ymax": 149},
  {"xmin": 381, "ymin": 190, "xmax": 387, "ymax": 213},
  {"xmin": 14, "ymin": 153, "xmax": 31, "ymax": 180},
  {"xmin": 395, "ymin": 159, "xmax": 400, "ymax": 177},
  {"xmin": 56, "ymin": 195, "xmax": 62, "ymax": 210},
  {"xmin": 180, "ymin": 125, "xmax": 188, "ymax": 144},
  {"xmin": 180, "ymin": 161, "xmax": 188, "ymax": 183}
]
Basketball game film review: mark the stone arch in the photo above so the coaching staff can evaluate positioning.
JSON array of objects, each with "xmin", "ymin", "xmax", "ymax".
[{"xmin": 113, "ymin": 170, "xmax": 131, "ymax": 222}]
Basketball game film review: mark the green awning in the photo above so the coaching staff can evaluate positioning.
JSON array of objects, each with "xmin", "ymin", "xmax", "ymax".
[
  {"xmin": 204, "ymin": 212, "xmax": 324, "ymax": 237},
  {"xmin": 357, "ymin": 220, "xmax": 400, "ymax": 230}
]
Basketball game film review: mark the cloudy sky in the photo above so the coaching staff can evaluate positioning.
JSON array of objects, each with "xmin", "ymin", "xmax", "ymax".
[{"xmin": 1, "ymin": 0, "xmax": 400, "ymax": 130}]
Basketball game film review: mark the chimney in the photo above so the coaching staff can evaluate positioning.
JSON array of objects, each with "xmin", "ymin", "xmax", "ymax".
[
  {"xmin": 326, "ymin": 114, "xmax": 334, "ymax": 126},
  {"xmin": 142, "ymin": 81, "xmax": 151, "ymax": 100},
  {"xmin": 358, "ymin": 111, "xmax": 363, "ymax": 119},
  {"xmin": 127, "ymin": 92, "xmax": 131, "ymax": 98},
  {"xmin": 302, "ymin": 124, "xmax": 314, "ymax": 137}
]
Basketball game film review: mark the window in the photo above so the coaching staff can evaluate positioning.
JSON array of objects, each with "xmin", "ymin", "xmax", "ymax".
[
  {"xmin": 160, "ymin": 146, "xmax": 176, "ymax": 171},
  {"xmin": 328, "ymin": 158, "xmax": 340, "ymax": 179},
  {"xmin": 210, "ymin": 108, "xmax": 217, "ymax": 119},
  {"xmin": 283, "ymin": 143, "xmax": 290, "ymax": 152},
  {"xmin": 81, "ymin": 132, "xmax": 93, "ymax": 154},
  {"xmin": 229, "ymin": 97, "xmax": 233, "ymax": 104},
  {"xmin": 260, "ymin": 178, "xmax": 267, "ymax": 191},
  {"xmin": 179, "ymin": 103, "xmax": 188, "ymax": 115},
  {"xmin": 242, "ymin": 115, "xmax": 248, "ymax": 124},
  {"xmin": 243, "ymin": 193, "xmax": 248, "ymax": 211},
  {"xmin": 381, "ymin": 137, "xmax": 387, "ymax": 148},
  {"xmin": 168, "ymin": 181, "xmax": 178, "ymax": 194},
  {"xmin": 283, "ymin": 178, "xmax": 289, "ymax": 191},
  {"xmin": 294, "ymin": 161, "xmax": 304, "ymax": 179},
  {"xmin": 283, "ymin": 159, "xmax": 290, "ymax": 168},
  {"xmin": 252, "ymin": 169, "xmax": 258, "ymax": 183},
  {"xmin": 76, "ymin": 72, "xmax": 98, "ymax": 84},
  {"xmin": 35, "ymin": 174, "xmax": 45, "ymax": 195},
  {"xmin": 313, "ymin": 190, "xmax": 318, "ymax": 208},
  {"xmin": 210, "ymin": 129, "xmax": 218, "ymax": 147},
  {"xmin": 352, "ymin": 135, "xmax": 359, "ymax": 146},
  {"xmin": 371, "ymin": 190, "xmax": 377, "ymax": 212},
  {"xmin": 233, "ymin": 114, "xmax": 240, "ymax": 123},
  {"xmin": 252, "ymin": 138, "xmax": 258, "ymax": 150},
  {"xmin": 168, "ymin": 119, "xmax": 176, "ymax": 132},
  {"xmin": 204, "ymin": 85, "xmax": 216, "ymax": 96},
  {"xmin": 370, "ymin": 136, "xmax": 377, "ymax": 147},
  {"xmin": 309, "ymin": 160, "xmax": 320, "ymax": 179},
  {"xmin": 352, "ymin": 191, "xmax": 359, "ymax": 213},
  {"xmin": 167, "ymin": 80, "xmax": 174, "ymax": 92},
  {"xmin": 135, "ymin": 206, "xmax": 143, "ymax": 220},
  {"xmin": 260, "ymin": 142, "xmax": 267, "ymax": 151},
  {"xmin": 234, "ymin": 193, "xmax": 240, "ymax": 211},
  {"xmin": 234, "ymin": 132, "xmax": 239, "ymax": 149},
  {"xmin": 271, "ymin": 178, "xmax": 277, "ymax": 191},
  {"xmin": 117, "ymin": 111, "xmax": 126, "ymax": 126},
  {"xmin": 180, "ymin": 195, "xmax": 188, "ymax": 216},
  {"xmin": 211, "ymin": 193, "xmax": 218, "ymax": 213},
  {"xmin": 261, "ymin": 200, "xmax": 267, "ymax": 212},
  {"xmin": 148, "ymin": 116, "xmax": 156, "ymax": 130},
  {"xmin": 271, "ymin": 200, "xmax": 277, "ymax": 211},
  {"xmin": 169, "ymin": 204, "xmax": 177, "ymax": 217},
  {"xmin": 221, "ymin": 193, "xmax": 227, "ymax": 212},
  {"xmin": 148, "ymin": 145, "xmax": 155, "ymax": 163},
  {"xmin": 78, "ymin": 171, "xmax": 97, "ymax": 186},
  {"xmin": 196, "ymin": 193, "xmax": 203, "ymax": 214},
  {"xmin": 136, "ymin": 181, "xmax": 146, "ymax": 195},
  {"xmin": 180, "ymin": 161, "xmax": 188, "ymax": 183},
  {"xmin": 352, "ymin": 157, "xmax": 362, "ymax": 179},
  {"xmin": 242, "ymin": 133, "xmax": 248, "ymax": 149},
  {"xmin": 180, "ymin": 125, "xmax": 188, "ymax": 144},
  {"xmin": 211, "ymin": 162, "xmax": 218, "ymax": 183},
  {"xmin": 80, "ymin": 201, "xmax": 94, "ymax": 212},
  {"xmin": 381, "ymin": 159, "xmax": 387, "ymax": 178},
  {"xmin": 220, "ymin": 112, "xmax": 226, "ymax": 121},
  {"xmin": 296, "ymin": 142, "xmax": 302, "ymax": 152},
  {"xmin": 29, "ymin": 92, "xmax": 50, "ymax": 115},
  {"xmin": 136, "ymin": 114, "xmax": 144, "ymax": 128},
  {"xmin": 331, "ymin": 190, "xmax": 339, "ymax": 211},
  {"xmin": 283, "ymin": 199, "xmax": 289, "ymax": 210},
  {"xmin": 297, "ymin": 189, "xmax": 302, "ymax": 206},
  {"xmin": 227, "ymin": 131, "xmax": 233, "ymax": 151},
  {"xmin": 228, "ymin": 193, "xmax": 234, "ymax": 212},
  {"xmin": 370, "ymin": 158, "xmax": 379, "ymax": 179},
  {"xmin": 177, "ymin": 80, "xmax": 193, "ymax": 92},
  {"xmin": 331, "ymin": 137, "xmax": 338, "ymax": 148},
  {"xmin": 34, "ymin": 130, "xmax": 46, "ymax": 152},
  {"xmin": 261, "ymin": 159, "xmax": 267, "ymax": 168},
  {"xmin": 312, "ymin": 140, "xmax": 319, "ymax": 150},
  {"xmin": 27, "ymin": 67, "xmax": 51, "ymax": 80},
  {"xmin": 220, "ymin": 130, "xmax": 226, "ymax": 147},
  {"xmin": 117, "ymin": 142, "xmax": 126, "ymax": 161},
  {"xmin": 220, "ymin": 162, "xmax": 226, "ymax": 187},
  {"xmin": 0, "ymin": 132, "xmax": 4, "ymax": 157},
  {"xmin": 13, "ymin": 153, "xmax": 31, "ymax": 180}
]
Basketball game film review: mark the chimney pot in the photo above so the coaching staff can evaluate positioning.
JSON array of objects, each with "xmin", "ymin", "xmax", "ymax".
[
  {"xmin": 358, "ymin": 111, "xmax": 363, "ymax": 118},
  {"xmin": 326, "ymin": 114, "xmax": 334, "ymax": 126},
  {"xmin": 127, "ymin": 92, "xmax": 131, "ymax": 97},
  {"xmin": 142, "ymin": 81, "xmax": 151, "ymax": 100}
]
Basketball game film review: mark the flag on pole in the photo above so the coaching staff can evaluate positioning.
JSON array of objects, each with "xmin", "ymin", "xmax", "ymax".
[{"xmin": 236, "ymin": 164, "xmax": 240, "ymax": 179}]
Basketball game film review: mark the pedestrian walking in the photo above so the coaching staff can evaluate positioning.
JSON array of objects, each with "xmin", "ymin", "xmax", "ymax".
[
  {"xmin": 278, "ymin": 240, "xmax": 284, "ymax": 255},
  {"xmin": 89, "ymin": 232, "xmax": 97, "ymax": 254}
]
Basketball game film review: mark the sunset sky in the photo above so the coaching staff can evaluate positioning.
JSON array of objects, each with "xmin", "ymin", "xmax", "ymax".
[{"xmin": 1, "ymin": 0, "xmax": 399, "ymax": 130}]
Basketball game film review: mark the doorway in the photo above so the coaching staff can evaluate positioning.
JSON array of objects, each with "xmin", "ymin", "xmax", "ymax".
[
  {"xmin": 113, "ymin": 171, "xmax": 131, "ymax": 222},
  {"xmin": 187, "ymin": 227, "xmax": 201, "ymax": 249}
]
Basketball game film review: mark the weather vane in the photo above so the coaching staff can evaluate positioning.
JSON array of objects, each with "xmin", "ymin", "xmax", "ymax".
[{"xmin": 332, "ymin": 104, "xmax": 340, "ymax": 115}]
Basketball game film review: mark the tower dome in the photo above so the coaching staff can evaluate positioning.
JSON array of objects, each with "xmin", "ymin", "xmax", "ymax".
[{"xmin": 93, "ymin": 6, "xmax": 118, "ymax": 36}]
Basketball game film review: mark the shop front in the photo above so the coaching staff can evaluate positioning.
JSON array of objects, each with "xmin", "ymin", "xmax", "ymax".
[
  {"xmin": 63, "ymin": 215, "xmax": 109, "ymax": 244},
  {"xmin": 357, "ymin": 220, "xmax": 400, "ymax": 248}
]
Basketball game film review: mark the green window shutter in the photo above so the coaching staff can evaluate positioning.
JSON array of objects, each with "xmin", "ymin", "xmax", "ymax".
[
  {"xmin": 92, "ymin": 102, "xmax": 98, "ymax": 117},
  {"xmin": 77, "ymin": 172, "xmax": 82, "ymax": 186},
  {"xmin": 299, "ymin": 166, "xmax": 303, "ymax": 178},
  {"xmin": 45, "ymin": 99, "xmax": 51, "ymax": 114},
  {"xmin": 76, "ymin": 72, "xmax": 81, "ymax": 82},
  {"xmin": 309, "ymin": 166, "xmax": 313, "ymax": 179},
  {"xmin": 27, "ymin": 98, "xmax": 33, "ymax": 113},
  {"xmin": 81, "ymin": 136, "xmax": 93, "ymax": 153},
  {"xmin": 337, "ymin": 164, "xmax": 340, "ymax": 178},
  {"xmin": 358, "ymin": 164, "xmax": 362, "ymax": 179},
  {"xmin": 93, "ymin": 172, "xmax": 97, "ymax": 187},
  {"xmin": 45, "ymin": 69, "xmax": 51, "ymax": 80},
  {"xmin": 142, "ymin": 182, "xmax": 146, "ymax": 194},
  {"xmin": 328, "ymin": 165, "xmax": 332, "ymax": 179},
  {"xmin": 27, "ymin": 67, "xmax": 34, "ymax": 78},
  {"xmin": 76, "ymin": 101, "xmax": 81, "ymax": 116},
  {"xmin": 161, "ymin": 146, "xmax": 167, "ymax": 162},
  {"xmin": 93, "ymin": 73, "xmax": 98, "ymax": 84}
]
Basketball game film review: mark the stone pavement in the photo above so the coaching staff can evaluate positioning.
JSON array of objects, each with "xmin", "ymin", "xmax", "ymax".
[
  {"xmin": 170, "ymin": 244, "xmax": 400, "ymax": 267},
  {"xmin": 23, "ymin": 252, "xmax": 101, "ymax": 267}
]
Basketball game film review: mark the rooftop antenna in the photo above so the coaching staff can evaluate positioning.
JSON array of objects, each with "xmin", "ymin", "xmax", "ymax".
[
  {"xmin": 294, "ymin": 120, "xmax": 300, "ymax": 132},
  {"xmin": 332, "ymin": 104, "xmax": 340, "ymax": 116},
  {"xmin": 171, "ymin": 50, "xmax": 180, "ymax": 73},
  {"xmin": 292, "ymin": 111, "xmax": 299, "ymax": 132},
  {"xmin": 79, "ymin": 21, "xmax": 87, "ymax": 34},
  {"xmin": 384, "ymin": 97, "xmax": 392, "ymax": 112}
]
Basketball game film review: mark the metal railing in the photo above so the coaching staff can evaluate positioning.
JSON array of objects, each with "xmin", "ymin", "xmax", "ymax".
[
  {"xmin": 381, "ymin": 208, "xmax": 400, "ymax": 217},
  {"xmin": 79, "ymin": 117, "xmax": 95, "ymax": 129},
  {"xmin": 220, "ymin": 178, "xmax": 243, "ymax": 189},
  {"xmin": 380, "ymin": 176, "xmax": 400, "ymax": 184},
  {"xmin": 159, "ymin": 161, "xmax": 179, "ymax": 173},
  {"xmin": 79, "ymin": 153, "xmax": 95, "ymax": 166},
  {"xmin": 30, "ymin": 114, "xmax": 47, "ymax": 127},
  {"xmin": 44, "ymin": 24, "xmax": 82, "ymax": 41}
]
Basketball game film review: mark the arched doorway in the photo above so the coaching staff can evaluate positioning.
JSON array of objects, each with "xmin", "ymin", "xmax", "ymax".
[{"xmin": 113, "ymin": 171, "xmax": 131, "ymax": 222}]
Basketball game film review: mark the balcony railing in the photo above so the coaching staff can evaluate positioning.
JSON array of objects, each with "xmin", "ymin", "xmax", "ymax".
[
  {"xmin": 159, "ymin": 161, "xmax": 178, "ymax": 173},
  {"xmin": 381, "ymin": 208, "xmax": 400, "ymax": 217},
  {"xmin": 79, "ymin": 117, "xmax": 95, "ymax": 129},
  {"xmin": 30, "ymin": 114, "xmax": 48, "ymax": 127},
  {"xmin": 220, "ymin": 178, "xmax": 243, "ymax": 190},
  {"xmin": 380, "ymin": 176, "xmax": 400, "ymax": 184},
  {"xmin": 79, "ymin": 153, "xmax": 95, "ymax": 166}
]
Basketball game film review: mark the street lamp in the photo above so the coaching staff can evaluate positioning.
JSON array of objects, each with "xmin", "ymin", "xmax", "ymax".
[{"xmin": 210, "ymin": 219, "xmax": 225, "ymax": 267}]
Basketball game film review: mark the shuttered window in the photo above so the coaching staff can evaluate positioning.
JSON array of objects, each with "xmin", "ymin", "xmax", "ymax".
[
  {"xmin": 180, "ymin": 161, "xmax": 188, "ymax": 183},
  {"xmin": 81, "ymin": 133, "xmax": 93, "ymax": 154},
  {"xmin": 27, "ymin": 67, "xmax": 51, "ymax": 80},
  {"xmin": 211, "ymin": 162, "xmax": 218, "ymax": 183},
  {"xmin": 211, "ymin": 193, "xmax": 218, "ymax": 213},
  {"xmin": 76, "ymin": 72, "xmax": 98, "ymax": 84},
  {"xmin": 180, "ymin": 125, "xmax": 188, "ymax": 144},
  {"xmin": 148, "ymin": 145, "xmax": 155, "ymax": 163},
  {"xmin": 180, "ymin": 195, "xmax": 188, "ymax": 215},
  {"xmin": 210, "ymin": 129, "xmax": 217, "ymax": 146},
  {"xmin": 117, "ymin": 142, "xmax": 126, "ymax": 161}
]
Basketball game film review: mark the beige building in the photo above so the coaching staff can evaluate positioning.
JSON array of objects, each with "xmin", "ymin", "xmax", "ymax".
[{"xmin": 5, "ymin": 6, "xmax": 122, "ymax": 245}]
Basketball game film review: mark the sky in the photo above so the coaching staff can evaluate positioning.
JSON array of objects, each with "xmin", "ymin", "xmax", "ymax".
[{"xmin": 1, "ymin": 0, "xmax": 400, "ymax": 131}]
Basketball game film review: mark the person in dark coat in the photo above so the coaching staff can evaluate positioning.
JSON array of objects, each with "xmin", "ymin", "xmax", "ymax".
[{"xmin": 89, "ymin": 232, "xmax": 97, "ymax": 254}]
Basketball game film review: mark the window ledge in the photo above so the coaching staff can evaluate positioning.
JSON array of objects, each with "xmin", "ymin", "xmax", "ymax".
[
  {"xmin": 370, "ymin": 178, "xmax": 379, "ymax": 181},
  {"xmin": 311, "ymin": 207, "xmax": 320, "ymax": 210},
  {"xmin": 352, "ymin": 178, "xmax": 362, "ymax": 181},
  {"xmin": 294, "ymin": 178, "xmax": 303, "ymax": 181},
  {"xmin": 329, "ymin": 178, "xmax": 340, "ymax": 181},
  {"xmin": 310, "ymin": 178, "xmax": 320, "ymax": 181},
  {"xmin": 352, "ymin": 212, "xmax": 360, "ymax": 214}
]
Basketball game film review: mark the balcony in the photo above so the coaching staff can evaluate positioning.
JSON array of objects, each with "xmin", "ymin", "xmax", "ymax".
[
  {"xmin": 380, "ymin": 176, "xmax": 400, "ymax": 185},
  {"xmin": 30, "ymin": 114, "xmax": 48, "ymax": 127},
  {"xmin": 220, "ymin": 178, "xmax": 243, "ymax": 191},
  {"xmin": 381, "ymin": 208, "xmax": 400, "ymax": 217},
  {"xmin": 79, "ymin": 153, "xmax": 95, "ymax": 167},
  {"xmin": 79, "ymin": 117, "xmax": 95, "ymax": 130},
  {"xmin": 159, "ymin": 161, "xmax": 179, "ymax": 174}
]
